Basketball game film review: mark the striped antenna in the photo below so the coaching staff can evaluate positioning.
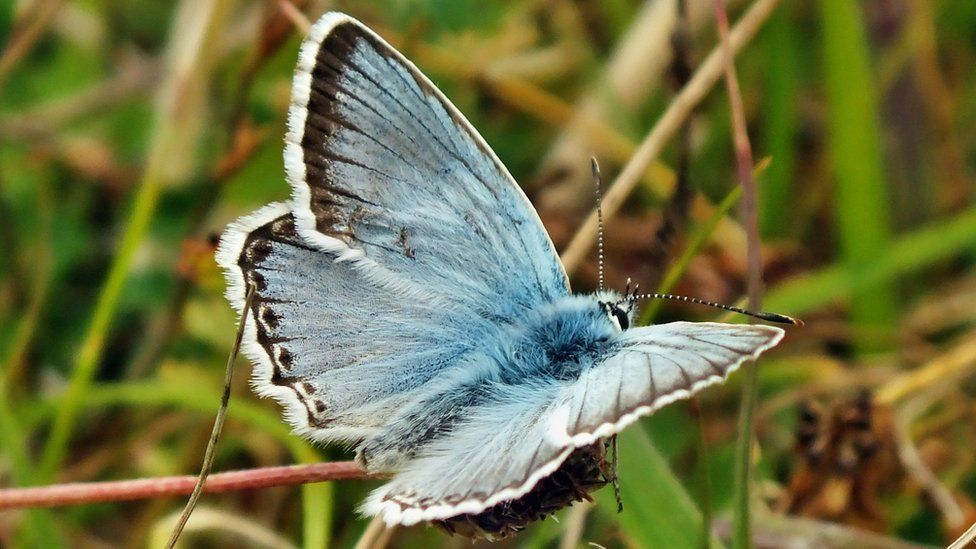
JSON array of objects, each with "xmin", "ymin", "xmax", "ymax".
[
  {"xmin": 592, "ymin": 158, "xmax": 606, "ymax": 293},
  {"xmin": 631, "ymin": 293, "xmax": 802, "ymax": 325}
]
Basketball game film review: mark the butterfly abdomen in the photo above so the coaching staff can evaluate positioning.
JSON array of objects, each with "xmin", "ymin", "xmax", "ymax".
[{"xmin": 432, "ymin": 442, "xmax": 610, "ymax": 539}]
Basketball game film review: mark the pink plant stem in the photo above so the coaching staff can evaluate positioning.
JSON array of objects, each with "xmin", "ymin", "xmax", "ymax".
[
  {"xmin": 713, "ymin": 0, "xmax": 763, "ymax": 310},
  {"xmin": 0, "ymin": 461, "xmax": 373, "ymax": 510},
  {"xmin": 713, "ymin": 2, "xmax": 765, "ymax": 549}
]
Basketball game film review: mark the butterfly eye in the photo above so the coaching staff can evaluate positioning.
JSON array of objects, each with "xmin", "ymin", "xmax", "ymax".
[{"xmin": 611, "ymin": 306, "xmax": 630, "ymax": 330}]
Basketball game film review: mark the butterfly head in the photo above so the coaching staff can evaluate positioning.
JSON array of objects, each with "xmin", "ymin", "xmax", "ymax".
[
  {"xmin": 594, "ymin": 290, "xmax": 636, "ymax": 332},
  {"xmin": 595, "ymin": 275, "xmax": 642, "ymax": 331}
]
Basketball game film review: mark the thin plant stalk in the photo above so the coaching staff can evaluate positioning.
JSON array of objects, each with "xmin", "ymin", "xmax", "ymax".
[
  {"xmin": 949, "ymin": 521, "xmax": 976, "ymax": 549},
  {"xmin": 165, "ymin": 284, "xmax": 255, "ymax": 548},
  {"xmin": 711, "ymin": 1, "xmax": 767, "ymax": 547},
  {"xmin": 0, "ymin": 462, "xmax": 370, "ymax": 509},
  {"xmin": 38, "ymin": 0, "xmax": 234, "ymax": 480}
]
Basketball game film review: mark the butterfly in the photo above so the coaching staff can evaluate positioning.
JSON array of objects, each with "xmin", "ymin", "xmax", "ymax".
[{"xmin": 216, "ymin": 11, "xmax": 786, "ymax": 538}]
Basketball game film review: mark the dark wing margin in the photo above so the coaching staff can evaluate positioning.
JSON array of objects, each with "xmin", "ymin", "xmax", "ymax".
[
  {"xmin": 216, "ymin": 203, "xmax": 487, "ymax": 443},
  {"xmin": 283, "ymin": 12, "xmax": 569, "ymax": 321},
  {"xmin": 215, "ymin": 203, "xmax": 337, "ymax": 438}
]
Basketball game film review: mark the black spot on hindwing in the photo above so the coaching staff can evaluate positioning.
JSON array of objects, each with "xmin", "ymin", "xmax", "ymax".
[{"xmin": 235, "ymin": 213, "xmax": 333, "ymax": 428}]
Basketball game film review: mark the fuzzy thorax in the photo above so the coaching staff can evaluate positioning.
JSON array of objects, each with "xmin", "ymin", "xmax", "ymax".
[{"xmin": 494, "ymin": 293, "xmax": 633, "ymax": 384}]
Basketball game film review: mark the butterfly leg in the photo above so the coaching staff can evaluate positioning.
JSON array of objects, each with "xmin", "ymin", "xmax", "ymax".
[{"xmin": 606, "ymin": 434, "xmax": 623, "ymax": 513}]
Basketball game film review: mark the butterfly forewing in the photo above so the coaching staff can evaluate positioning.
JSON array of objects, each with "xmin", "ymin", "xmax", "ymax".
[
  {"xmin": 286, "ymin": 13, "xmax": 569, "ymax": 320},
  {"xmin": 218, "ymin": 14, "xmax": 571, "ymax": 441}
]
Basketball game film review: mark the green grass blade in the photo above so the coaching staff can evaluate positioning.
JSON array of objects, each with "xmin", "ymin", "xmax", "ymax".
[
  {"xmin": 595, "ymin": 427, "xmax": 704, "ymax": 548},
  {"xmin": 820, "ymin": 0, "xmax": 897, "ymax": 353},
  {"xmin": 759, "ymin": 8, "xmax": 799, "ymax": 238},
  {"xmin": 38, "ymin": 0, "xmax": 235, "ymax": 480},
  {"xmin": 731, "ymin": 364, "xmax": 758, "ymax": 549},
  {"xmin": 766, "ymin": 205, "xmax": 976, "ymax": 315},
  {"xmin": 302, "ymin": 481, "xmax": 333, "ymax": 549}
]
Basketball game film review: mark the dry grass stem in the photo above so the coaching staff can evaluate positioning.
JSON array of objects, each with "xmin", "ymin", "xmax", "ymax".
[
  {"xmin": 0, "ymin": 0, "xmax": 68, "ymax": 90},
  {"xmin": 559, "ymin": 500, "xmax": 594, "ymax": 549},
  {"xmin": 538, "ymin": 0, "xmax": 684, "ymax": 209},
  {"xmin": 354, "ymin": 515, "xmax": 395, "ymax": 549},
  {"xmin": 948, "ymin": 521, "xmax": 976, "ymax": 549},
  {"xmin": 278, "ymin": 0, "xmax": 312, "ymax": 34},
  {"xmin": 559, "ymin": 0, "xmax": 781, "ymax": 275},
  {"xmin": 165, "ymin": 283, "xmax": 256, "ymax": 548},
  {"xmin": 151, "ymin": 506, "xmax": 297, "ymax": 549},
  {"xmin": 876, "ymin": 332, "xmax": 976, "ymax": 405},
  {"xmin": 713, "ymin": 514, "xmax": 940, "ymax": 549},
  {"xmin": 894, "ymin": 394, "xmax": 966, "ymax": 529}
]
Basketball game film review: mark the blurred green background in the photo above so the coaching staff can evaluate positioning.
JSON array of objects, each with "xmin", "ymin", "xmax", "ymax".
[{"xmin": 2, "ymin": 0, "xmax": 976, "ymax": 547}]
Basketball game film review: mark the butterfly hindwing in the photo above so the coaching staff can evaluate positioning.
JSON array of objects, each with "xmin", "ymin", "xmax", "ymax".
[
  {"xmin": 561, "ymin": 322, "xmax": 785, "ymax": 444},
  {"xmin": 362, "ymin": 382, "xmax": 574, "ymax": 525},
  {"xmin": 216, "ymin": 205, "xmax": 485, "ymax": 442}
]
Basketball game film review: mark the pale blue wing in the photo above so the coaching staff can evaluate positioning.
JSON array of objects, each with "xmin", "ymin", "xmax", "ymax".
[
  {"xmin": 559, "ymin": 322, "xmax": 784, "ymax": 446},
  {"xmin": 216, "ymin": 204, "xmax": 490, "ymax": 442},
  {"xmin": 360, "ymin": 322, "xmax": 783, "ymax": 525},
  {"xmin": 361, "ymin": 382, "xmax": 575, "ymax": 526},
  {"xmin": 216, "ymin": 13, "xmax": 569, "ymax": 442},
  {"xmin": 285, "ymin": 13, "xmax": 569, "ymax": 323}
]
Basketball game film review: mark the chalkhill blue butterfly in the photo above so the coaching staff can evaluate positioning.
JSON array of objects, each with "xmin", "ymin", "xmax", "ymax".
[{"xmin": 216, "ymin": 11, "xmax": 788, "ymax": 538}]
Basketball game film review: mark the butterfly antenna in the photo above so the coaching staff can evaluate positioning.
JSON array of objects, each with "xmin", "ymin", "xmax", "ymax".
[
  {"xmin": 166, "ymin": 282, "xmax": 257, "ymax": 548},
  {"xmin": 631, "ymin": 293, "xmax": 803, "ymax": 325},
  {"xmin": 592, "ymin": 158, "xmax": 606, "ymax": 293},
  {"xmin": 629, "ymin": 281, "xmax": 640, "ymax": 316}
]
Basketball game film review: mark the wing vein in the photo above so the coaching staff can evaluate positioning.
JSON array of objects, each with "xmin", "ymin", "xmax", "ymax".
[
  {"xmin": 305, "ymin": 72, "xmax": 439, "ymax": 174},
  {"xmin": 645, "ymin": 354, "xmax": 658, "ymax": 405},
  {"xmin": 305, "ymin": 148, "xmax": 407, "ymax": 188},
  {"xmin": 326, "ymin": 34, "xmax": 499, "ymax": 200},
  {"xmin": 303, "ymin": 109, "xmax": 428, "ymax": 178}
]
